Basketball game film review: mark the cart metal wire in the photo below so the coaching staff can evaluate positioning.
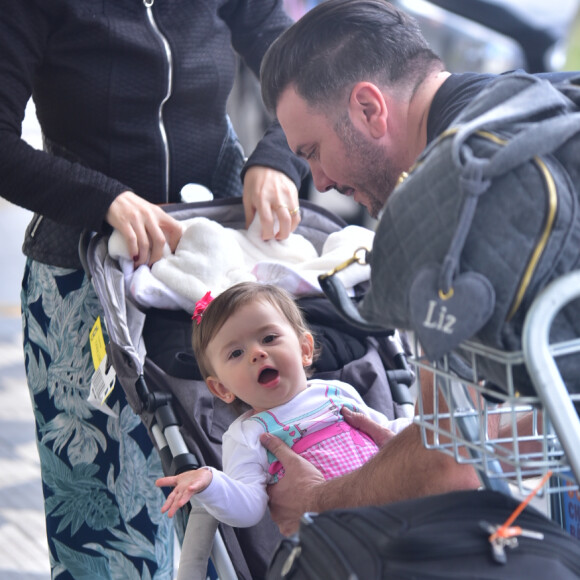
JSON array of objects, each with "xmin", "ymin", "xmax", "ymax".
[{"xmin": 412, "ymin": 270, "xmax": 580, "ymax": 529}]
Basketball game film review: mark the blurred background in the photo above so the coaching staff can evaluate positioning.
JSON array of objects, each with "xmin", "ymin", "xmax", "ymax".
[
  {"xmin": 229, "ymin": 0, "xmax": 580, "ymax": 229},
  {"xmin": 3, "ymin": 1, "xmax": 580, "ymax": 578}
]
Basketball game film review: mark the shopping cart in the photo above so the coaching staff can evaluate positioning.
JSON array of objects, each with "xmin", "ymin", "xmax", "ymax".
[
  {"xmin": 412, "ymin": 270, "xmax": 580, "ymax": 531},
  {"xmin": 262, "ymin": 267, "xmax": 580, "ymax": 579}
]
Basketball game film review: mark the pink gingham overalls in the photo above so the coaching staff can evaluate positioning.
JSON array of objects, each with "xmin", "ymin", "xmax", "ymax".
[{"xmin": 251, "ymin": 383, "xmax": 380, "ymax": 482}]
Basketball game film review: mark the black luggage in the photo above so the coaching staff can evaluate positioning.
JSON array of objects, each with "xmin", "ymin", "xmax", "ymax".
[{"xmin": 266, "ymin": 489, "xmax": 580, "ymax": 579}]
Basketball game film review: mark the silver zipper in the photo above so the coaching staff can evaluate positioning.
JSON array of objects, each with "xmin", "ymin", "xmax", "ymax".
[
  {"xmin": 143, "ymin": 0, "xmax": 173, "ymax": 202},
  {"xmin": 29, "ymin": 214, "xmax": 43, "ymax": 237}
]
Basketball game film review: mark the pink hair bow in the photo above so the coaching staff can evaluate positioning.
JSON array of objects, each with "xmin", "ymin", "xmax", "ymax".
[{"xmin": 192, "ymin": 291, "xmax": 214, "ymax": 325}]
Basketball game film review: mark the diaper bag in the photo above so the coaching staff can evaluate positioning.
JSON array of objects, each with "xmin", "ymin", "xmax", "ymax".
[{"xmin": 357, "ymin": 72, "xmax": 580, "ymax": 396}]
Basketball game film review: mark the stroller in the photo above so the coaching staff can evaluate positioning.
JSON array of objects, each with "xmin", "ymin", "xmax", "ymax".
[{"xmin": 81, "ymin": 197, "xmax": 416, "ymax": 579}]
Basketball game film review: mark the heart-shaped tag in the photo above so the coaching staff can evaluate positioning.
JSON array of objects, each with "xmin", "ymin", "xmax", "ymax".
[{"xmin": 409, "ymin": 265, "xmax": 495, "ymax": 361}]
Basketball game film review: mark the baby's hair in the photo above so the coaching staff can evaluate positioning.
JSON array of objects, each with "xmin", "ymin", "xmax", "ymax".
[{"xmin": 192, "ymin": 282, "xmax": 315, "ymax": 380}]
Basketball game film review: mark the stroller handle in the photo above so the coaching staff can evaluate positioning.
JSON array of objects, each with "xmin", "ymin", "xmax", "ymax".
[{"xmin": 318, "ymin": 256, "xmax": 388, "ymax": 335}]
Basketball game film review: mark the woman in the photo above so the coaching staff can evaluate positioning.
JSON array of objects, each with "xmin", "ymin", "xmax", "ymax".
[{"xmin": 0, "ymin": 1, "xmax": 308, "ymax": 577}]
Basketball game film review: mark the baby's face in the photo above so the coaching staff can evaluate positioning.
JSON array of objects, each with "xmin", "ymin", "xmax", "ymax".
[{"xmin": 205, "ymin": 299, "xmax": 313, "ymax": 413}]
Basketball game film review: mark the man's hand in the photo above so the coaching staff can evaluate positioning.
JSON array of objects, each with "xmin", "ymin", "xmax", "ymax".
[
  {"xmin": 260, "ymin": 432, "xmax": 325, "ymax": 536},
  {"xmin": 106, "ymin": 191, "xmax": 183, "ymax": 267},
  {"xmin": 340, "ymin": 407, "xmax": 397, "ymax": 448},
  {"xmin": 242, "ymin": 165, "xmax": 301, "ymax": 241}
]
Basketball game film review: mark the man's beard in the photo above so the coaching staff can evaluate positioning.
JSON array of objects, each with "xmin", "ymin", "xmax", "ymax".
[{"xmin": 334, "ymin": 115, "xmax": 399, "ymax": 218}]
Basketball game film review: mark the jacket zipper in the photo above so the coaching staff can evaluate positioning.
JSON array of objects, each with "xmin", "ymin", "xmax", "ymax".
[
  {"xmin": 31, "ymin": 0, "xmax": 173, "ymax": 240},
  {"xmin": 143, "ymin": 0, "xmax": 173, "ymax": 202},
  {"xmin": 29, "ymin": 213, "xmax": 43, "ymax": 238}
]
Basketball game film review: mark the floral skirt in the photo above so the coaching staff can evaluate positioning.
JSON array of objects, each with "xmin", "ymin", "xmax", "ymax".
[{"xmin": 21, "ymin": 259, "xmax": 174, "ymax": 580}]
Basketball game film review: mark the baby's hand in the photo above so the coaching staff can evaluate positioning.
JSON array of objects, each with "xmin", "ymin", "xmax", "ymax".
[{"xmin": 155, "ymin": 468, "xmax": 213, "ymax": 518}]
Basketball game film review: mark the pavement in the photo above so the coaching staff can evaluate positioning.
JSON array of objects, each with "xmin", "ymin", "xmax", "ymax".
[
  {"xmin": 0, "ymin": 200, "xmax": 49, "ymax": 580},
  {"xmin": 0, "ymin": 101, "xmax": 50, "ymax": 579},
  {"xmin": 0, "ymin": 330, "xmax": 47, "ymax": 580}
]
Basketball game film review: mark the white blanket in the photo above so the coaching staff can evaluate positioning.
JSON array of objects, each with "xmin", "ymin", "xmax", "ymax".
[{"xmin": 108, "ymin": 215, "xmax": 374, "ymax": 313}]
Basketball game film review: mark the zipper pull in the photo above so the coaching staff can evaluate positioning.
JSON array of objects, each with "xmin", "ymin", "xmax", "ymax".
[
  {"xmin": 479, "ymin": 521, "xmax": 517, "ymax": 564},
  {"xmin": 505, "ymin": 526, "xmax": 545, "ymax": 541},
  {"xmin": 480, "ymin": 520, "xmax": 545, "ymax": 565}
]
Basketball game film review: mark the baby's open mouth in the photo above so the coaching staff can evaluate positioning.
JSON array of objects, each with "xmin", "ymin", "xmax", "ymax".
[{"xmin": 258, "ymin": 368, "xmax": 279, "ymax": 385}]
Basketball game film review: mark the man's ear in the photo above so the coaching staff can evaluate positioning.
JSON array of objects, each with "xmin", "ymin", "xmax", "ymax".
[
  {"xmin": 206, "ymin": 377, "xmax": 235, "ymax": 404},
  {"xmin": 348, "ymin": 82, "xmax": 387, "ymax": 139},
  {"xmin": 301, "ymin": 332, "xmax": 315, "ymax": 367}
]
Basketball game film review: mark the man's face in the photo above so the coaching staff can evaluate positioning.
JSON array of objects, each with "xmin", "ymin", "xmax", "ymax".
[{"xmin": 277, "ymin": 86, "xmax": 402, "ymax": 218}]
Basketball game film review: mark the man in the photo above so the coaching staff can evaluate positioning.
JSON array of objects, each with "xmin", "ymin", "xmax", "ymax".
[
  {"xmin": 260, "ymin": 0, "xmax": 484, "ymax": 219},
  {"xmin": 257, "ymin": 0, "xmax": 574, "ymax": 535}
]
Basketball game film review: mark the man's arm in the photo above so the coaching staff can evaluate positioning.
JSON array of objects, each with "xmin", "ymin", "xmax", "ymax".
[{"xmin": 262, "ymin": 423, "xmax": 480, "ymax": 535}]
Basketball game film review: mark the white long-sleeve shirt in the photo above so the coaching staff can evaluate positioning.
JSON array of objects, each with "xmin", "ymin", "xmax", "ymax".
[{"xmin": 194, "ymin": 379, "xmax": 411, "ymax": 527}]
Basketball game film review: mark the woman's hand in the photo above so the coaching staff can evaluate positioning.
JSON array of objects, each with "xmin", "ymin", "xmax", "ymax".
[
  {"xmin": 155, "ymin": 468, "xmax": 213, "ymax": 518},
  {"xmin": 106, "ymin": 191, "xmax": 183, "ymax": 267},
  {"xmin": 260, "ymin": 432, "xmax": 325, "ymax": 536},
  {"xmin": 242, "ymin": 165, "xmax": 301, "ymax": 241}
]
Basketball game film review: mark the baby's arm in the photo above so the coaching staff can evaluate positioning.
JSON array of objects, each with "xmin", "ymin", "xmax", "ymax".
[
  {"xmin": 156, "ymin": 419, "xmax": 269, "ymax": 527},
  {"xmin": 156, "ymin": 468, "xmax": 213, "ymax": 518},
  {"xmin": 195, "ymin": 466, "xmax": 268, "ymax": 527}
]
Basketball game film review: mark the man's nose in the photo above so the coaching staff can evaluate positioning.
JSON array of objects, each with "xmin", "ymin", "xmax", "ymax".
[{"xmin": 310, "ymin": 163, "xmax": 336, "ymax": 193}]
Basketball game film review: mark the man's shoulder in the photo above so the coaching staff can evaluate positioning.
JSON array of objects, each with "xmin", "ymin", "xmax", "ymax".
[
  {"xmin": 427, "ymin": 72, "xmax": 496, "ymax": 142},
  {"xmin": 428, "ymin": 70, "xmax": 580, "ymax": 142}
]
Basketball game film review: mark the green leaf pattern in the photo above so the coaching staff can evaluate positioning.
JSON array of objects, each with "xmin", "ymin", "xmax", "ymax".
[{"xmin": 21, "ymin": 261, "xmax": 174, "ymax": 579}]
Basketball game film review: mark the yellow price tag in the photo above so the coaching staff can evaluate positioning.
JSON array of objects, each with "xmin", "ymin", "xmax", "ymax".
[{"xmin": 89, "ymin": 317, "xmax": 107, "ymax": 370}]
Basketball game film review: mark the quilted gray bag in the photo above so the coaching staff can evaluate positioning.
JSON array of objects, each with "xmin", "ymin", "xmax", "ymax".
[{"xmin": 355, "ymin": 72, "xmax": 580, "ymax": 396}]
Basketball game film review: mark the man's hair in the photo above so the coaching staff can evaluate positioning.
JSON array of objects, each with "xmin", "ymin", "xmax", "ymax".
[
  {"xmin": 260, "ymin": 0, "xmax": 442, "ymax": 114},
  {"xmin": 192, "ymin": 282, "xmax": 312, "ymax": 380}
]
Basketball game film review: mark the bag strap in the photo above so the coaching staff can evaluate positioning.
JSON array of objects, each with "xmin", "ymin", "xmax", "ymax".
[
  {"xmin": 438, "ymin": 158, "xmax": 489, "ymax": 293},
  {"xmin": 483, "ymin": 112, "xmax": 580, "ymax": 178},
  {"xmin": 451, "ymin": 75, "xmax": 573, "ymax": 166}
]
